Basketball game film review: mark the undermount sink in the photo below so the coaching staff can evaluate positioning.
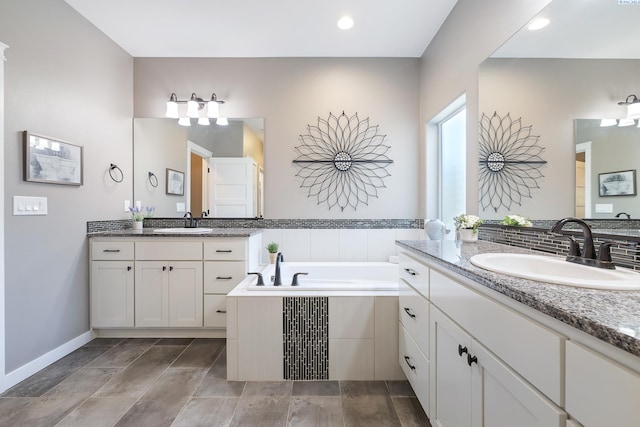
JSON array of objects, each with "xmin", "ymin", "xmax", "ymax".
[
  {"xmin": 470, "ymin": 253, "xmax": 640, "ymax": 290},
  {"xmin": 153, "ymin": 227, "xmax": 213, "ymax": 234}
]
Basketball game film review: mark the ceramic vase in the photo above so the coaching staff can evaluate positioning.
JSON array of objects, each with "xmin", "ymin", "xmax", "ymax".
[
  {"xmin": 269, "ymin": 252, "xmax": 277, "ymax": 264},
  {"xmin": 425, "ymin": 218, "xmax": 446, "ymax": 240},
  {"xmin": 132, "ymin": 220, "xmax": 143, "ymax": 231},
  {"xmin": 458, "ymin": 228, "xmax": 478, "ymax": 242}
]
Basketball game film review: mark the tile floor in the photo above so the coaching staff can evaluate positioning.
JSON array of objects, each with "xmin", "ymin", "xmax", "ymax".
[{"xmin": 0, "ymin": 338, "xmax": 431, "ymax": 427}]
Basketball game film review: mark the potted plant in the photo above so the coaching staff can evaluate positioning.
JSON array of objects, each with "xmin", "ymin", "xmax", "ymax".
[
  {"xmin": 500, "ymin": 214, "xmax": 532, "ymax": 227},
  {"xmin": 129, "ymin": 206, "xmax": 144, "ymax": 231},
  {"xmin": 266, "ymin": 242, "xmax": 279, "ymax": 264},
  {"xmin": 454, "ymin": 214, "xmax": 483, "ymax": 242}
]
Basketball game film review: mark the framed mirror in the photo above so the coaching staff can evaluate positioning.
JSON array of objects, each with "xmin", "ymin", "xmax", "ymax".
[{"xmin": 133, "ymin": 117, "xmax": 264, "ymax": 218}]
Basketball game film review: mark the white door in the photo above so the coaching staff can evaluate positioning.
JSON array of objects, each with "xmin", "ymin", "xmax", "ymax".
[{"xmin": 209, "ymin": 157, "xmax": 255, "ymax": 217}]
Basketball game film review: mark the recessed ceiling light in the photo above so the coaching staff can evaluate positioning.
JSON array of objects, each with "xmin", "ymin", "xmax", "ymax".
[
  {"xmin": 527, "ymin": 17, "xmax": 550, "ymax": 31},
  {"xmin": 337, "ymin": 16, "xmax": 354, "ymax": 30}
]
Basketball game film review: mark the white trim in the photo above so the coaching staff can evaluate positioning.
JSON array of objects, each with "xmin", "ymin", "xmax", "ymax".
[
  {"xmin": 0, "ymin": 331, "xmax": 94, "ymax": 393},
  {"xmin": 576, "ymin": 141, "xmax": 592, "ymax": 218},
  {"xmin": 0, "ymin": 41, "xmax": 8, "ymax": 392}
]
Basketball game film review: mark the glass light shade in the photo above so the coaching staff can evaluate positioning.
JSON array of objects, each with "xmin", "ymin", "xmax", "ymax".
[
  {"xmin": 627, "ymin": 102, "xmax": 640, "ymax": 119},
  {"xmin": 198, "ymin": 117, "xmax": 210, "ymax": 126},
  {"xmin": 165, "ymin": 101, "xmax": 179, "ymax": 118},
  {"xmin": 216, "ymin": 117, "xmax": 229, "ymax": 126},
  {"xmin": 187, "ymin": 100, "xmax": 199, "ymax": 118},
  {"xmin": 618, "ymin": 118, "xmax": 635, "ymax": 127},
  {"xmin": 600, "ymin": 119, "xmax": 617, "ymax": 127},
  {"xmin": 178, "ymin": 117, "xmax": 191, "ymax": 127},
  {"xmin": 207, "ymin": 101, "xmax": 220, "ymax": 118}
]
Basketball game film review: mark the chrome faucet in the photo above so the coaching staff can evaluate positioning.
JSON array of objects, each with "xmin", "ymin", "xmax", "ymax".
[
  {"xmin": 549, "ymin": 217, "xmax": 615, "ymax": 269},
  {"xmin": 274, "ymin": 252, "xmax": 284, "ymax": 286}
]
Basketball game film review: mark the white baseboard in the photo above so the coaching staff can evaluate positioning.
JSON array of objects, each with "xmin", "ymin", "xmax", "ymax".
[{"xmin": 0, "ymin": 330, "xmax": 95, "ymax": 393}]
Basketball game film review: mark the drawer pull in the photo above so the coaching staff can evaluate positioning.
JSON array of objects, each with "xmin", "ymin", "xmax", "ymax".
[
  {"xmin": 403, "ymin": 355, "xmax": 416, "ymax": 371},
  {"xmin": 216, "ymin": 249, "xmax": 233, "ymax": 253},
  {"xmin": 404, "ymin": 268, "xmax": 418, "ymax": 276},
  {"xmin": 216, "ymin": 276, "xmax": 233, "ymax": 280},
  {"xmin": 458, "ymin": 345, "xmax": 468, "ymax": 357},
  {"xmin": 216, "ymin": 310, "xmax": 227, "ymax": 314},
  {"xmin": 102, "ymin": 249, "xmax": 121, "ymax": 253},
  {"xmin": 467, "ymin": 354, "xmax": 478, "ymax": 366},
  {"xmin": 403, "ymin": 307, "xmax": 416, "ymax": 318}
]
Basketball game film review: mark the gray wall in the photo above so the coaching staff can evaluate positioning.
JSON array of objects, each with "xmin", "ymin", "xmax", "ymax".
[
  {"xmin": 0, "ymin": 0, "xmax": 133, "ymax": 372},
  {"xmin": 419, "ymin": 0, "xmax": 552, "ymax": 219},
  {"xmin": 134, "ymin": 57, "xmax": 421, "ymax": 219},
  {"xmin": 479, "ymin": 58, "xmax": 640, "ymax": 219}
]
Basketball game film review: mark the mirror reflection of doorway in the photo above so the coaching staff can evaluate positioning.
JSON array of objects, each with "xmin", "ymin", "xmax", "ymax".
[
  {"xmin": 575, "ymin": 141, "xmax": 592, "ymax": 218},
  {"xmin": 190, "ymin": 152, "xmax": 208, "ymax": 216}
]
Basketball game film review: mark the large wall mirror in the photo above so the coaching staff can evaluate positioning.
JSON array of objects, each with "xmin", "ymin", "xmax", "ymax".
[
  {"xmin": 133, "ymin": 118, "xmax": 264, "ymax": 218},
  {"xmin": 479, "ymin": 0, "xmax": 640, "ymax": 221}
]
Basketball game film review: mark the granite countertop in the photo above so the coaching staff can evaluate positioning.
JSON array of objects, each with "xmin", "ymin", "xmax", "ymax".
[
  {"xmin": 88, "ymin": 228, "xmax": 263, "ymax": 238},
  {"xmin": 397, "ymin": 239, "xmax": 640, "ymax": 358}
]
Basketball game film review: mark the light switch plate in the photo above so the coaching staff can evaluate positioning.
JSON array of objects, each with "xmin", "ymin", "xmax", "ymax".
[
  {"xmin": 13, "ymin": 196, "xmax": 48, "ymax": 216},
  {"xmin": 595, "ymin": 203, "xmax": 613, "ymax": 213},
  {"xmin": 176, "ymin": 202, "xmax": 186, "ymax": 212},
  {"xmin": 124, "ymin": 200, "xmax": 131, "ymax": 211}
]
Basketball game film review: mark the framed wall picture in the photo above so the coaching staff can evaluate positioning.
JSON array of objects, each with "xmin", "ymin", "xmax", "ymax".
[
  {"xmin": 23, "ymin": 131, "xmax": 83, "ymax": 186},
  {"xmin": 598, "ymin": 169, "xmax": 637, "ymax": 197},
  {"xmin": 166, "ymin": 168, "xmax": 185, "ymax": 196}
]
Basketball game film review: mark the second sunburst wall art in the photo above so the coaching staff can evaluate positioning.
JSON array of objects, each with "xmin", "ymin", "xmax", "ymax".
[
  {"xmin": 478, "ymin": 112, "xmax": 547, "ymax": 213},
  {"xmin": 293, "ymin": 111, "xmax": 394, "ymax": 211}
]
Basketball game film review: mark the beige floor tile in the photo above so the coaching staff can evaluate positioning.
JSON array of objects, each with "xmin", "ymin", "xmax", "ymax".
[{"xmin": 171, "ymin": 397, "xmax": 239, "ymax": 427}]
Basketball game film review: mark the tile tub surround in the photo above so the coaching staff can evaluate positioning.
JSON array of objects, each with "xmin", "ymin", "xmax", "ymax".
[
  {"xmin": 0, "ymin": 338, "xmax": 429, "ymax": 427},
  {"xmin": 396, "ymin": 239, "xmax": 640, "ymax": 358}
]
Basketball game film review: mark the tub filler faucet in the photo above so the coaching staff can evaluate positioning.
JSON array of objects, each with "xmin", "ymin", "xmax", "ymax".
[{"xmin": 274, "ymin": 252, "xmax": 284, "ymax": 286}]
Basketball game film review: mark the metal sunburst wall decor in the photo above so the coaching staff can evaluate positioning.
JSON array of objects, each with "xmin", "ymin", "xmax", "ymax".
[
  {"xmin": 478, "ymin": 112, "xmax": 547, "ymax": 212},
  {"xmin": 293, "ymin": 112, "xmax": 393, "ymax": 211}
]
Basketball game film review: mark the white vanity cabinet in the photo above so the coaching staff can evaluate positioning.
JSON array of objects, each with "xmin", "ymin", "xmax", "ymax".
[
  {"xmin": 135, "ymin": 241, "xmax": 203, "ymax": 327},
  {"xmin": 90, "ymin": 241, "xmax": 135, "ymax": 328}
]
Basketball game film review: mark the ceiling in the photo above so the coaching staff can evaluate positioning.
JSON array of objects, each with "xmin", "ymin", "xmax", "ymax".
[
  {"xmin": 492, "ymin": 0, "xmax": 640, "ymax": 59},
  {"xmin": 64, "ymin": 0, "xmax": 458, "ymax": 58}
]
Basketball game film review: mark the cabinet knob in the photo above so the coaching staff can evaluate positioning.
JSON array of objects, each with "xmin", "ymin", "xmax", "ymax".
[
  {"xmin": 458, "ymin": 345, "xmax": 468, "ymax": 357},
  {"xmin": 162, "ymin": 266, "xmax": 167, "ymax": 271},
  {"xmin": 169, "ymin": 266, "xmax": 174, "ymax": 271},
  {"xmin": 127, "ymin": 266, "xmax": 132, "ymax": 271},
  {"xmin": 403, "ymin": 307, "xmax": 416, "ymax": 319},
  {"xmin": 403, "ymin": 355, "xmax": 416, "ymax": 371},
  {"xmin": 467, "ymin": 354, "xmax": 478, "ymax": 366}
]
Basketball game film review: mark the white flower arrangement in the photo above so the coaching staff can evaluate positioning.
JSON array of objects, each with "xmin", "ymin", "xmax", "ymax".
[
  {"xmin": 453, "ymin": 214, "xmax": 483, "ymax": 233},
  {"xmin": 501, "ymin": 214, "xmax": 532, "ymax": 227}
]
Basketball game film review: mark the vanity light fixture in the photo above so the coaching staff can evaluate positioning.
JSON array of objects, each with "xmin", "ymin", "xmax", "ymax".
[
  {"xmin": 600, "ymin": 119, "xmax": 618, "ymax": 127},
  {"xmin": 618, "ymin": 94, "xmax": 640, "ymax": 119},
  {"xmin": 165, "ymin": 92, "xmax": 227, "ymax": 126}
]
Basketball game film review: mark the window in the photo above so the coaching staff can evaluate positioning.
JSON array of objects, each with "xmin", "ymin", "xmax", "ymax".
[{"xmin": 439, "ymin": 107, "xmax": 466, "ymax": 235}]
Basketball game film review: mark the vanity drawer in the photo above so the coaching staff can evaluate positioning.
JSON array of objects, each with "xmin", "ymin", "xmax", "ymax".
[
  {"xmin": 204, "ymin": 295, "xmax": 227, "ymax": 327},
  {"xmin": 399, "ymin": 323, "xmax": 429, "ymax": 412},
  {"xmin": 204, "ymin": 261, "xmax": 247, "ymax": 293},
  {"xmin": 399, "ymin": 279, "xmax": 429, "ymax": 357},
  {"xmin": 135, "ymin": 241, "xmax": 202, "ymax": 260},
  {"xmin": 204, "ymin": 240, "xmax": 247, "ymax": 261},
  {"xmin": 92, "ymin": 241, "xmax": 134, "ymax": 260},
  {"xmin": 430, "ymin": 268, "xmax": 564, "ymax": 405},
  {"xmin": 399, "ymin": 252, "xmax": 429, "ymax": 298}
]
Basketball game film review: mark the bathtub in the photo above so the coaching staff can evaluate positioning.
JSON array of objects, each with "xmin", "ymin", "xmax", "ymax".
[{"xmin": 242, "ymin": 261, "xmax": 399, "ymax": 291}]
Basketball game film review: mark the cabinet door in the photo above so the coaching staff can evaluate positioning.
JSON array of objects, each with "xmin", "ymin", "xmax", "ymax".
[
  {"xmin": 168, "ymin": 261, "xmax": 203, "ymax": 327},
  {"xmin": 91, "ymin": 261, "xmax": 134, "ymax": 328},
  {"xmin": 135, "ymin": 261, "xmax": 169, "ymax": 327},
  {"xmin": 471, "ymin": 340, "xmax": 566, "ymax": 427},
  {"xmin": 430, "ymin": 307, "xmax": 473, "ymax": 427}
]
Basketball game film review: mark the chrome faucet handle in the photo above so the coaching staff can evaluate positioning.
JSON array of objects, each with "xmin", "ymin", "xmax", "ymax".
[{"xmin": 291, "ymin": 272, "xmax": 308, "ymax": 286}]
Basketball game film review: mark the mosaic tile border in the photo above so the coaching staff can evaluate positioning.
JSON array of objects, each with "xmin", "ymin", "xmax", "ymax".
[{"xmin": 283, "ymin": 297, "xmax": 329, "ymax": 381}]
